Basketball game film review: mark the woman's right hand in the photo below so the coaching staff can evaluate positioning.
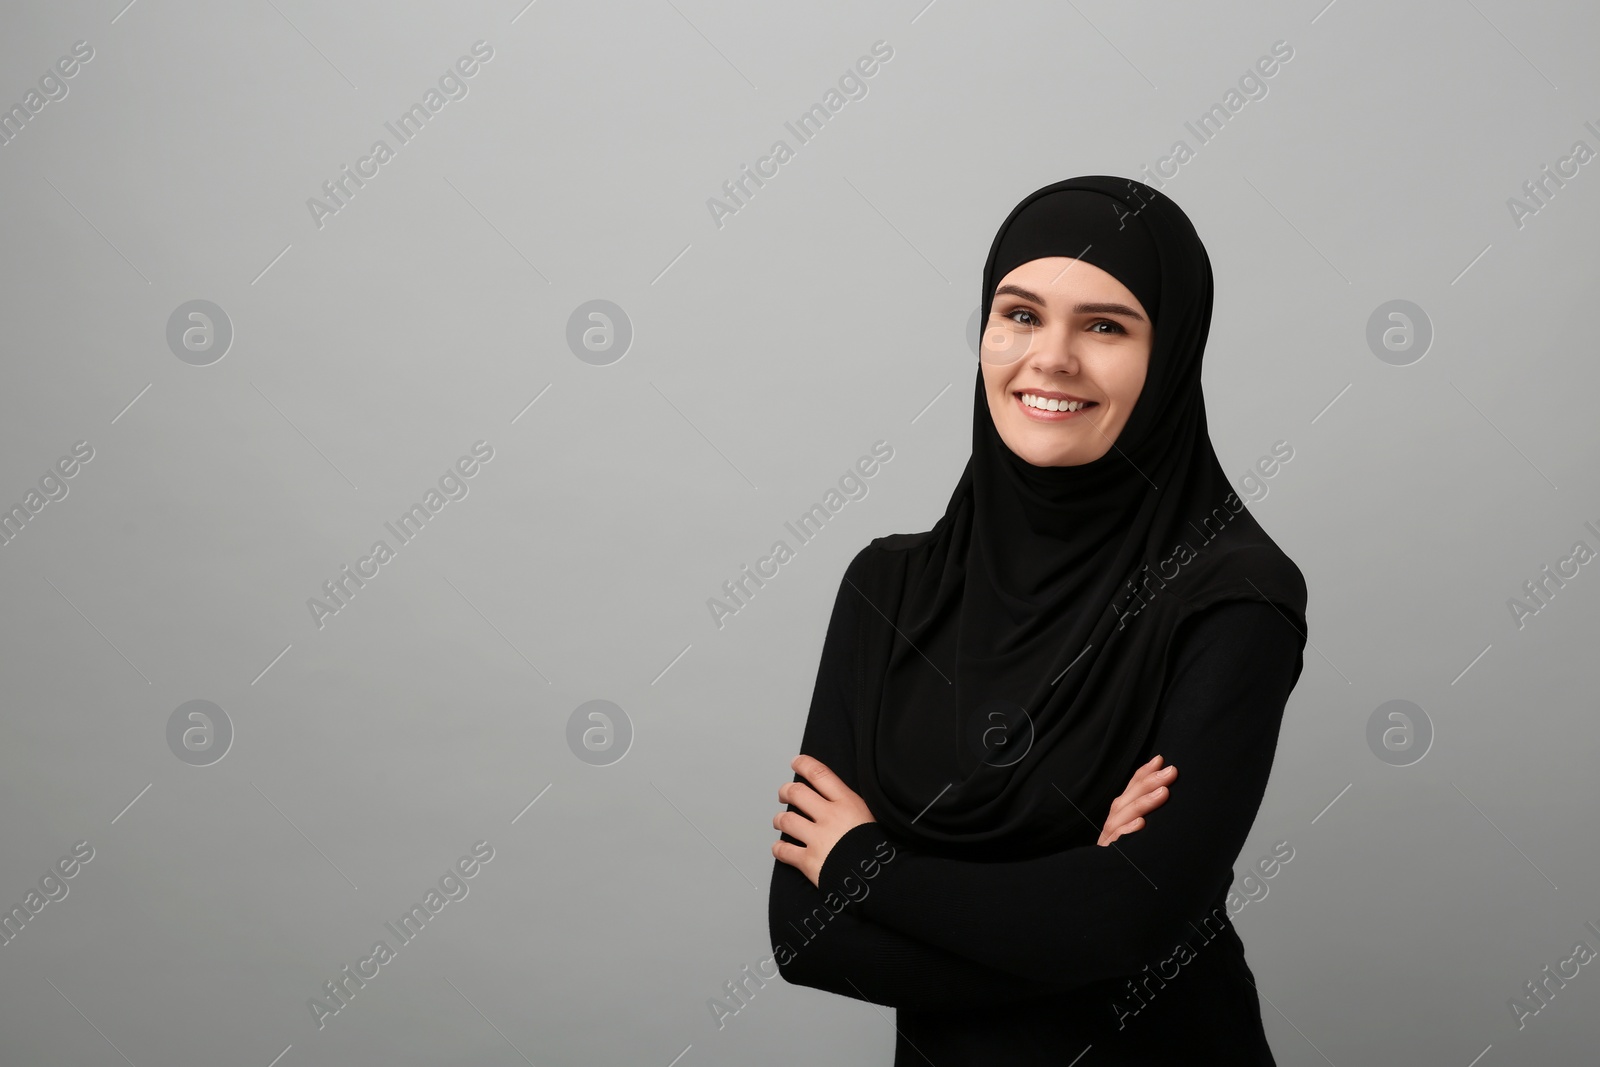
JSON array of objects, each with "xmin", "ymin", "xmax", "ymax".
[{"xmin": 1097, "ymin": 755, "xmax": 1178, "ymax": 846}]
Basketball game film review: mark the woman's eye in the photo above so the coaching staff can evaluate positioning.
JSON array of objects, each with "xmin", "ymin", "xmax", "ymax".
[
  {"xmin": 1005, "ymin": 308, "xmax": 1040, "ymax": 327},
  {"xmin": 1089, "ymin": 319, "xmax": 1127, "ymax": 335}
]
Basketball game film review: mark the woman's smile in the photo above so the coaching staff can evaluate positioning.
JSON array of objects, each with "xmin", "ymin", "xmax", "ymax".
[
  {"xmin": 1014, "ymin": 389, "xmax": 1099, "ymax": 421},
  {"xmin": 981, "ymin": 256, "xmax": 1151, "ymax": 466}
]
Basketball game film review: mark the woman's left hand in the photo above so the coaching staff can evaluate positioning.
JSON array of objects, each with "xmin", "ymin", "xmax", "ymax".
[{"xmin": 772, "ymin": 755, "xmax": 877, "ymax": 888}]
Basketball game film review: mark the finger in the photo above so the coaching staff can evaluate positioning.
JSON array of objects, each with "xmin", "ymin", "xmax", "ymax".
[
  {"xmin": 1105, "ymin": 773, "xmax": 1175, "ymax": 825},
  {"xmin": 1111, "ymin": 815, "xmax": 1147, "ymax": 841},
  {"xmin": 778, "ymin": 781, "xmax": 828, "ymax": 819},
  {"xmin": 791, "ymin": 755, "xmax": 852, "ymax": 801},
  {"xmin": 1124, "ymin": 784, "xmax": 1171, "ymax": 818},
  {"xmin": 1131, "ymin": 762, "xmax": 1177, "ymax": 793},
  {"xmin": 773, "ymin": 810, "xmax": 815, "ymax": 844},
  {"xmin": 772, "ymin": 839, "xmax": 806, "ymax": 868},
  {"xmin": 1118, "ymin": 763, "xmax": 1178, "ymax": 809},
  {"xmin": 1107, "ymin": 761, "xmax": 1174, "ymax": 808}
]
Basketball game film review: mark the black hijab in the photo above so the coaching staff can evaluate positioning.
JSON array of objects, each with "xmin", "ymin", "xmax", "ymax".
[{"xmin": 850, "ymin": 175, "xmax": 1307, "ymax": 862}]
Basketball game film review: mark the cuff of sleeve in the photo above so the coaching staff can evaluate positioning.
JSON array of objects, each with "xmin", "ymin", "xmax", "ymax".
[{"xmin": 818, "ymin": 821, "xmax": 895, "ymax": 909}]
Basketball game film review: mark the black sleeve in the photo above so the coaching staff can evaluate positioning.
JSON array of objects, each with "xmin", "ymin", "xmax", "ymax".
[
  {"xmin": 815, "ymin": 597, "xmax": 1306, "ymax": 991},
  {"xmin": 768, "ymin": 547, "xmax": 1093, "ymax": 1009}
]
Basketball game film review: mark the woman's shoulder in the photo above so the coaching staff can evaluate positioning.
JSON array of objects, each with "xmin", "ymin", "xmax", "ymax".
[
  {"xmin": 1172, "ymin": 522, "xmax": 1309, "ymax": 641},
  {"xmin": 837, "ymin": 525, "xmax": 944, "ymax": 579}
]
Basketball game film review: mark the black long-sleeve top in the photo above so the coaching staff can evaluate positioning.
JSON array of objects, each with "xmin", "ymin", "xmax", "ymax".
[{"xmin": 768, "ymin": 545, "xmax": 1307, "ymax": 1065}]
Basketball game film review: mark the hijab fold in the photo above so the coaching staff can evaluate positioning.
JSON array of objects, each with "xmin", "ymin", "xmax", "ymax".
[{"xmin": 850, "ymin": 175, "xmax": 1307, "ymax": 862}]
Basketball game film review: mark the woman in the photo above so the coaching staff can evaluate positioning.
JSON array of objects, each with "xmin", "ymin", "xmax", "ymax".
[{"xmin": 766, "ymin": 175, "xmax": 1308, "ymax": 1064}]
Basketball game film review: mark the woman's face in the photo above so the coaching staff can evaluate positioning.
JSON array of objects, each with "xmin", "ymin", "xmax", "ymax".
[{"xmin": 980, "ymin": 257, "xmax": 1153, "ymax": 467}]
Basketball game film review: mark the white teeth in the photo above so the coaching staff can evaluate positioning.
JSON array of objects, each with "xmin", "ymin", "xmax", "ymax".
[{"xmin": 1021, "ymin": 393, "xmax": 1089, "ymax": 412}]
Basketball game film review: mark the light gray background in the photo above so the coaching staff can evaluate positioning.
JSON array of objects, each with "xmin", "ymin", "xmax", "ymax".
[{"xmin": 2, "ymin": 0, "xmax": 1597, "ymax": 1064}]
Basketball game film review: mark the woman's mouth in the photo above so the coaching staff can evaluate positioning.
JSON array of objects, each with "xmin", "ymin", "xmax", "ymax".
[{"xmin": 1015, "ymin": 391, "xmax": 1098, "ymax": 422}]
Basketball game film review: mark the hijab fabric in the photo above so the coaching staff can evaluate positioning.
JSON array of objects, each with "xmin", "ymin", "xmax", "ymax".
[{"xmin": 851, "ymin": 175, "xmax": 1307, "ymax": 862}]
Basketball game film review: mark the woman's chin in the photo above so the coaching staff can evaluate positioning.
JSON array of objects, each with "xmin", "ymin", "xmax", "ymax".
[{"xmin": 1008, "ymin": 439, "xmax": 1088, "ymax": 468}]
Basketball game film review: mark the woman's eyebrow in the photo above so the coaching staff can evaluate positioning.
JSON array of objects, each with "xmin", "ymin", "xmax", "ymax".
[{"xmin": 992, "ymin": 284, "xmax": 1147, "ymax": 323}]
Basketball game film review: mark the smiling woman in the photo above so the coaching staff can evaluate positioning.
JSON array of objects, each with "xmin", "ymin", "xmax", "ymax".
[
  {"xmin": 767, "ymin": 175, "xmax": 1308, "ymax": 1065},
  {"xmin": 981, "ymin": 260, "xmax": 1154, "ymax": 468}
]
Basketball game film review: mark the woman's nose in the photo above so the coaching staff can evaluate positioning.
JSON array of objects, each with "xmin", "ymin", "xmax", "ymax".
[{"xmin": 1030, "ymin": 333, "xmax": 1079, "ymax": 373}]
